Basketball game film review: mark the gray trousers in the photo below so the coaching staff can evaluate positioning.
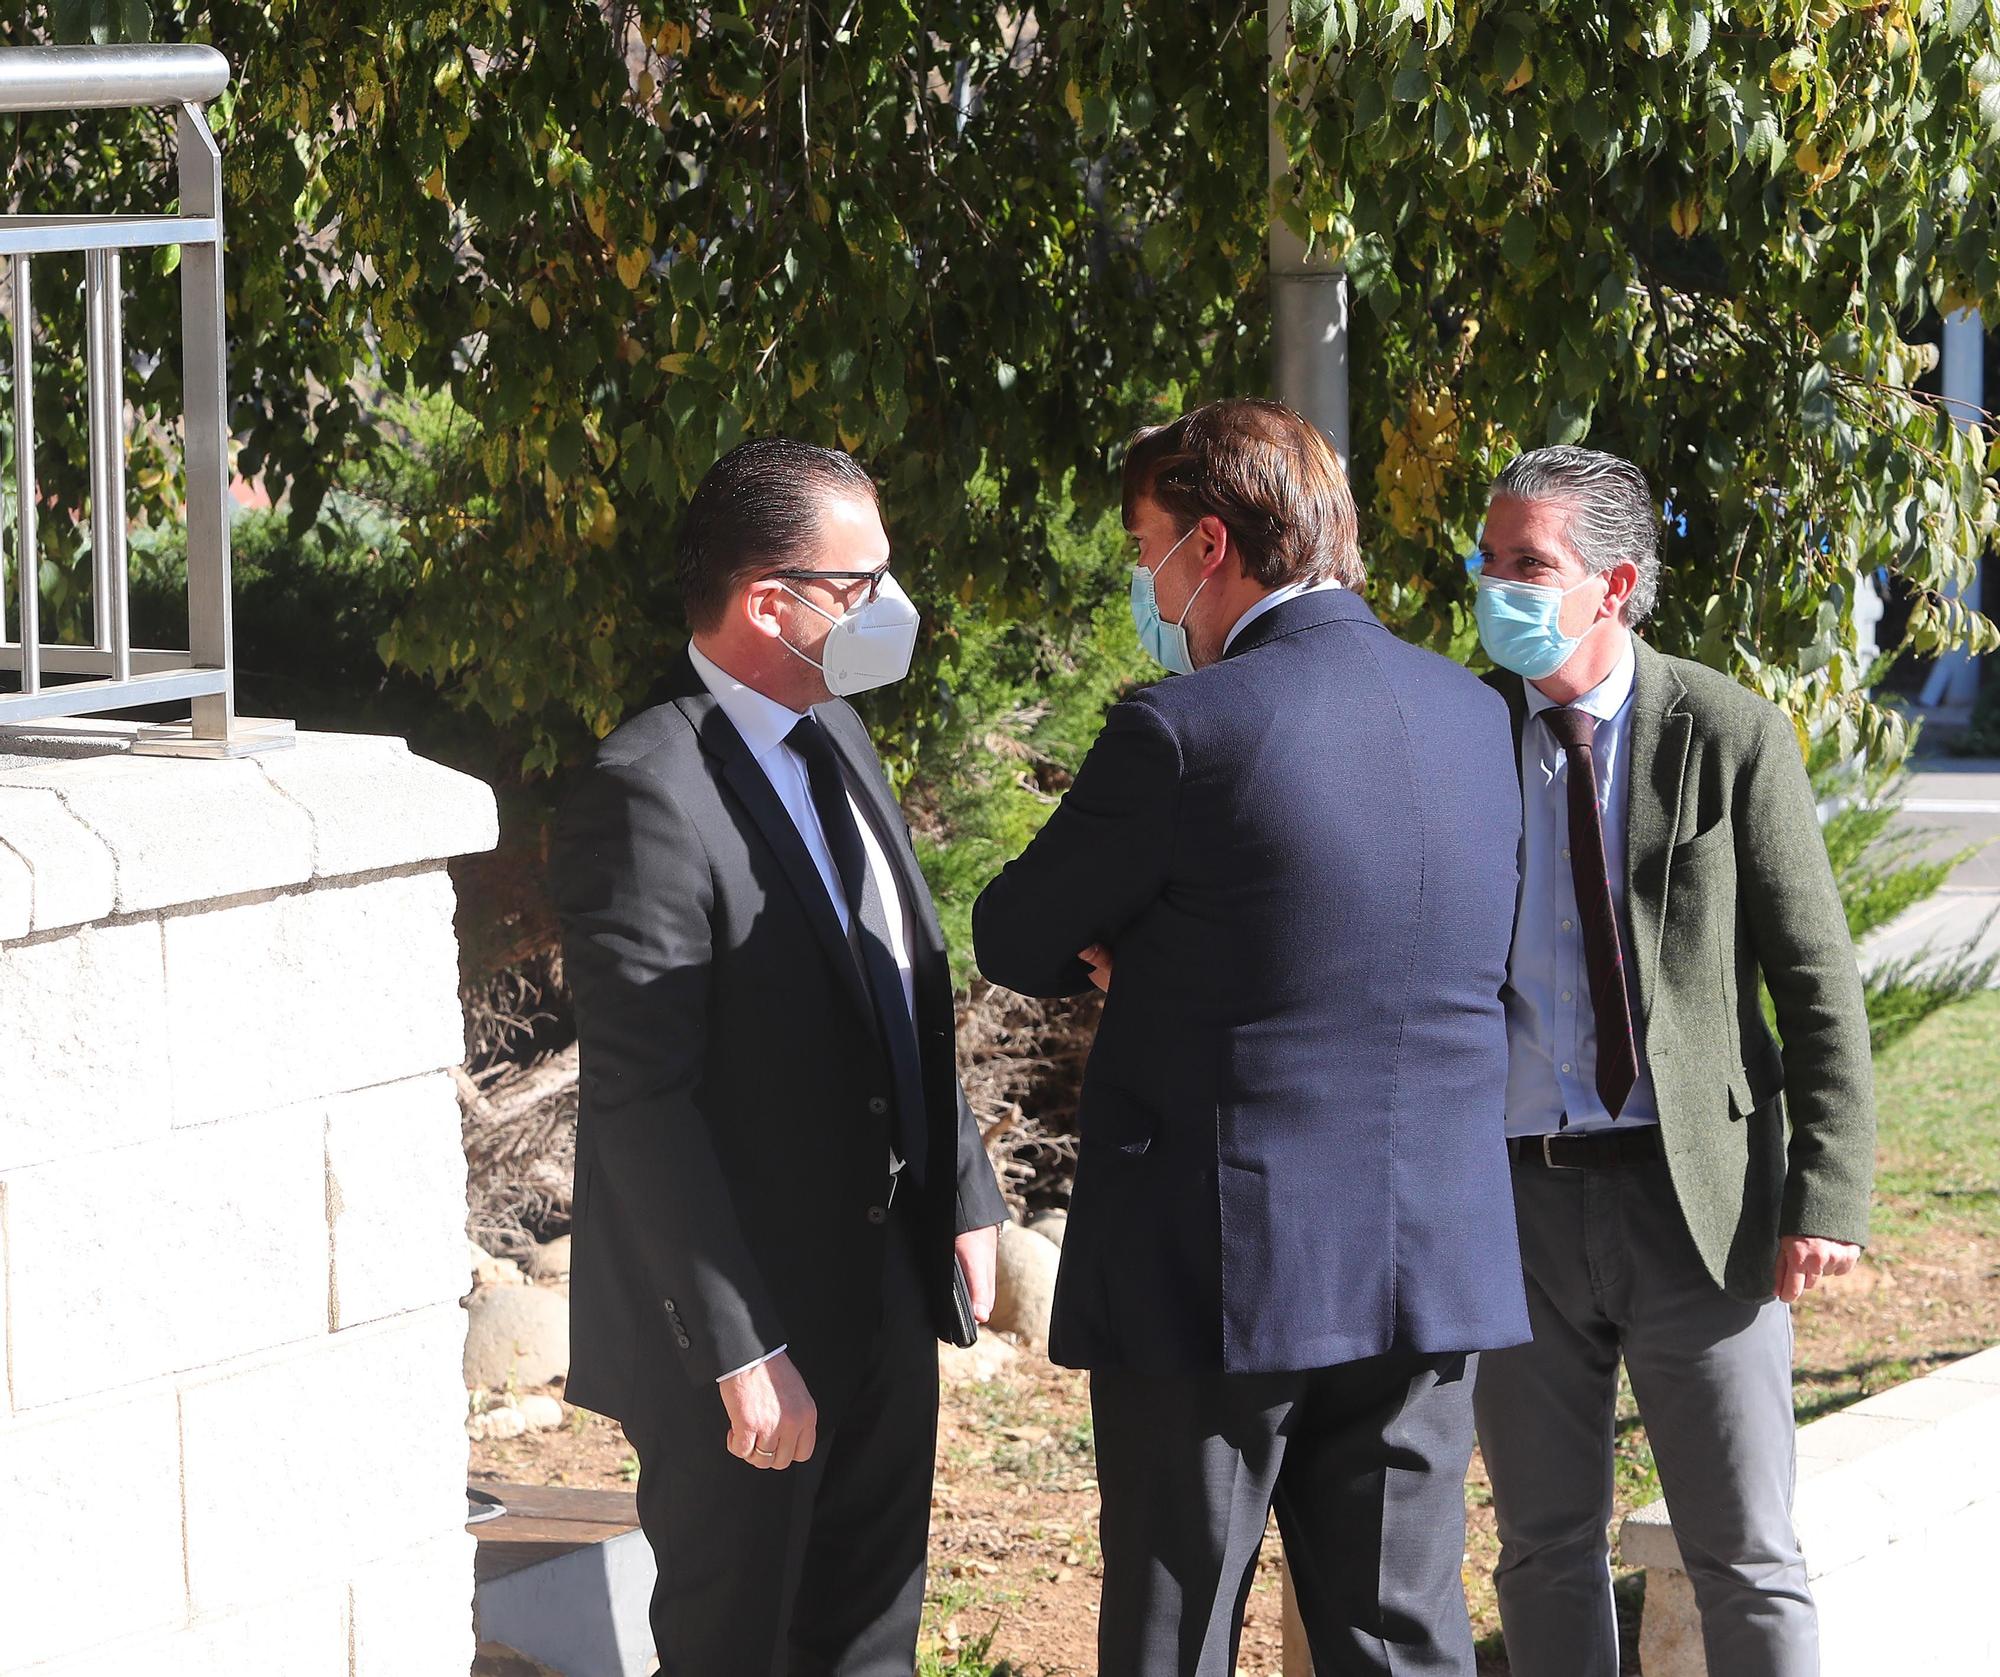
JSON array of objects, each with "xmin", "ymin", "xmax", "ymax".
[
  {"xmin": 1473, "ymin": 1157, "xmax": 1815, "ymax": 1677},
  {"xmin": 1092, "ymin": 1352, "xmax": 1479, "ymax": 1677}
]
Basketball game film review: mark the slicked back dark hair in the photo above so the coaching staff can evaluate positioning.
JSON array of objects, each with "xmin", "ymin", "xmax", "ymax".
[{"xmin": 676, "ymin": 438, "xmax": 879, "ymax": 632}]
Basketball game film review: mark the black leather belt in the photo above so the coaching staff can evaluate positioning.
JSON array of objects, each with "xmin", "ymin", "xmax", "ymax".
[{"xmin": 1509, "ymin": 1126, "xmax": 1665, "ymax": 1170}]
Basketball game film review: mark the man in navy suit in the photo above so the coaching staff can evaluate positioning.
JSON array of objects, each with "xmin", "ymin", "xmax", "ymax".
[{"xmin": 973, "ymin": 399, "xmax": 1530, "ymax": 1677}]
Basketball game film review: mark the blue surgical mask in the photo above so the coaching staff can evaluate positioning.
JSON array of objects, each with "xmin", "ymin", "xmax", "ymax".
[
  {"xmin": 1130, "ymin": 526, "xmax": 1209, "ymax": 675},
  {"xmin": 1474, "ymin": 574, "xmax": 1603, "ymax": 680}
]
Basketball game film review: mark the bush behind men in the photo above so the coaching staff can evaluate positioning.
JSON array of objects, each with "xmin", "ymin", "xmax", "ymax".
[{"xmin": 556, "ymin": 419, "xmax": 1872, "ymax": 1677}]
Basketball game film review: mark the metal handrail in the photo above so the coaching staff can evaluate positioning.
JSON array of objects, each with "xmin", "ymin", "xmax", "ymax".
[
  {"xmin": 0, "ymin": 44, "xmax": 229, "ymax": 113},
  {"xmin": 0, "ymin": 43, "xmax": 286, "ymax": 755}
]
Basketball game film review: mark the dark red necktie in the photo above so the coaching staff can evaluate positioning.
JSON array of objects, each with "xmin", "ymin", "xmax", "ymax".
[{"xmin": 1540, "ymin": 707, "xmax": 1639, "ymax": 1118}]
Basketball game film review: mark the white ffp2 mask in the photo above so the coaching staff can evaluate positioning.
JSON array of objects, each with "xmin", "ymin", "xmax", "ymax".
[{"xmin": 778, "ymin": 572, "xmax": 921, "ymax": 696}]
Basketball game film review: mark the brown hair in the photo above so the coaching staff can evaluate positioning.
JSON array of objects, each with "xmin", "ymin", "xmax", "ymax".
[
  {"xmin": 1120, "ymin": 398, "xmax": 1362, "ymax": 589},
  {"xmin": 676, "ymin": 438, "xmax": 879, "ymax": 633}
]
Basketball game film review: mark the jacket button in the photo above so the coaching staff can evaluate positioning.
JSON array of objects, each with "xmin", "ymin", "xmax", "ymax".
[
  {"xmin": 676, "ymin": 1334, "xmax": 691, "ymax": 1349},
  {"xmin": 662, "ymin": 1298, "xmax": 677, "ymax": 1313},
  {"xmin": 867, "ymin": 1096, "xmax": 889, "ymax": 1115},
  {"xmin": 865, "ymin": 1205, "xmax": 887, "ymax": 1225}
]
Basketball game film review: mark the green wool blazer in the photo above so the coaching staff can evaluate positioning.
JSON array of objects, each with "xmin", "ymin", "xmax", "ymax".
[{"xmin": 1488, "ymin": 636, "xmax": 1877, "ymax": 1300}]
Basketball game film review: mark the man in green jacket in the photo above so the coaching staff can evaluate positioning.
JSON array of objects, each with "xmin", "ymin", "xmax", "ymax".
[{"xmin": 1470, "ymin": 445, "xmax": 1875, "ymax": 1677}]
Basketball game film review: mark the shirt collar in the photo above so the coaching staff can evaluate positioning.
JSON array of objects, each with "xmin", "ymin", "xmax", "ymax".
[
  {"xmin": 1221, "ymin": 577, "xmax": 1345, "ymax": 654},
  {"xmin": 686, "ymin": 639, "xmax": 809, "ymax": 762},
  {"xmin": 1523, "ymin": 630, "xmax": 1637, "ymax": 724}
]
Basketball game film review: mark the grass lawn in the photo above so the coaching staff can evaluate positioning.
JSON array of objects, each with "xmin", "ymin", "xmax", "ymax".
[{"xmin": 1870, "ymin": 991, "xmax": 2000, "ymax": 1244}]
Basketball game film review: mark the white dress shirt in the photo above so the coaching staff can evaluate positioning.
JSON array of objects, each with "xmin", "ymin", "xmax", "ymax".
[
  {"xmin": 1221, "ymin": 577, "xmax": 1345, "ymax": 654},
  {"xmin": 687, "ymin": 640, "xmax": 919, "ymax": 1377},
  {"xmin": 1503, "ymin": 633, "xmax": 1660, "ymax": 1137}
]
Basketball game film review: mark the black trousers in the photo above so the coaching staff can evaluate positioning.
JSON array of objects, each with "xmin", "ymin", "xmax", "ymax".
[
  {"xmin": 624, "ymin": 1206, "xmax": 938, "ymax": 1677},
  {"xmin": 1091, "ymin": 1351, "xmax": 1480, "ymax": 1677}
]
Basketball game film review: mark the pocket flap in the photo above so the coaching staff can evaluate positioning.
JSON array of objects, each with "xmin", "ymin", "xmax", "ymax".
[{"xmin": 1726, "ymin": 1063, "xmax": 1782, "ymax": 1119}]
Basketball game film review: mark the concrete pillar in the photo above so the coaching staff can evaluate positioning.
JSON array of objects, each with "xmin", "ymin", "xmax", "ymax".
[{"xmin": 0, "ymin": 728, "xmax": 496, "ymax": 1675}]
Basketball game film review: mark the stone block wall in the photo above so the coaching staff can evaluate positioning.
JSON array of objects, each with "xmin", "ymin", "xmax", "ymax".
[
  {"xmin": 1623, "ymin": 1342, "xmax": 2000, "ymax": 1675},
  {"xmin": 0, "ymin": 731, "xmax": 496, "ymax": 1676}
]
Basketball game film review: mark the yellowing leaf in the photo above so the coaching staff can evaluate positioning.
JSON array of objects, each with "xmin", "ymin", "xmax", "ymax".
[
  {"xmin": 617, "ymin": 246, "xmax": 652, "ymax": 289},
  {"xmin": 790, "ymin": 364, "xmax": 819, "ymax": 398},
  {"xmin": 423, "ymin": 165, "xmax": 447, "ymax": 201},
  {"xmin": 583, "ymin": 192, "xmax": 609, "ymax": 241},
  {"xmin": 1793, "ymin": 140, "xmax": 1845, "ymax": 188},
  {"xmin": 1064, "ymin": 80, "xmax": 1084, "ymax": 124},
  {"xmin": 1669, "ymin": 197, "xmax": 1702, "ymax": 238},
  {"xmin": 810, "ymin": 192, "xmax": 832, "ymax": 227},
  {"xmin": 1503, "ymin": 57, "xmax": 1534, "ymax": 94},
  {"xmin": 530, "ymin": 294, "xmax": 552, "ymax": 330},
  {"xmin": 658, "ymin": 353, "xmax": 692, "ymax": 374}
]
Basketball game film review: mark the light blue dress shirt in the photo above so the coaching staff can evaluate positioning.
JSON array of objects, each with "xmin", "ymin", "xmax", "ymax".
[{"xmin": 1503, "ymin": 634, "xmax": 1660, "ymax": 1137}]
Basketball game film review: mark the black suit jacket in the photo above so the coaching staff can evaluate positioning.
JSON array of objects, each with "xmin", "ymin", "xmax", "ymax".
[
  {"xmin": 550, "ymin": 649, "xmax": 1008, "ymax": 1424},
  {"xmin": 973, "ymin": 591, "xmax": 1531, "ymax": 1374}
]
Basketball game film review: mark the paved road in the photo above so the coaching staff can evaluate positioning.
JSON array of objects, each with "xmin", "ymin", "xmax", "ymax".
[{"xmin": 1862, "ymin": 757, "xmax": 2000, "ymax": 980}]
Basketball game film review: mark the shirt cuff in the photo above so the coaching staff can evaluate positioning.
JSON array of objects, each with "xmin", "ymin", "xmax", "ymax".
[{"xmin": 716, "ymin": 1344, "xmax": 788, "ymax": 1383}]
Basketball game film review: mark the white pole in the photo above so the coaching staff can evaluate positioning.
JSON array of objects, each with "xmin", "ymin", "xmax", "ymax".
[
  {"xmin": 1269, "ymin": 0, "xmax": 1348, "ymax": 463},
  {"xmin": 1919, "ymin": 310, "xmax": 1985, "ymax": 711}
]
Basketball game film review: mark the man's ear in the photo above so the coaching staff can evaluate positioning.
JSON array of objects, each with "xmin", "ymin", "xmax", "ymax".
[
  {"xmin": 741, "ymin": 578, "xmax": 788, "ymax": 641},
  {"xmin": 1602, "ymin": 560, "xmax": 1640, "ymax": 622},
  {"xmin": 1197, "ymin": 514, "xmax": 1233, "ymax": 580}
]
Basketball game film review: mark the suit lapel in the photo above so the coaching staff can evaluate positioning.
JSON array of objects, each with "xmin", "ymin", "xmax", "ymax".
[
  {"xmin": 670, "ymin": 668, "xmax": 875, "ymax": 1024},
  {"xmin": 1624, "ymin": 638, "xmax": 1692, "ymax": 1027},
  {"xmin": 1486, "ymin": 668, "xmax": 1529, "ymax": 761},
  {"xmin": 817, "ymin": 704, "xmax": 952, "ymax": 996}
]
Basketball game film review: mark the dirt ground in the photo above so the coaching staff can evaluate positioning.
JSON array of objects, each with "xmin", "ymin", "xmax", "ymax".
[{"xmin": 470, "ymin": 1211, "xmax": 1999, "ymax": 1676}]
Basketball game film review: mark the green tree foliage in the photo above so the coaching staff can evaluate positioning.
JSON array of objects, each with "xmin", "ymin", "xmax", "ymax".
[
  {"xmin": 8, "ymin": 1, "xmax": 1261, "ymax": 769},
  {"xmin": 7, "ymin": 2, "xmax": 1996, "ymax": 778},
  {"xmin": 1241, "ymin": 0, "xmax": 2000, "ymax": 759}
]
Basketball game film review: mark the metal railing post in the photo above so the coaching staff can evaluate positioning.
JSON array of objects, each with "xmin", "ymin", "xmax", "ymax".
[
  {"xmin": 9, "ymin": 253, "xmax": 40, "ymax": 693},
  {"xmin": 176, "ymin": 98, "xmax": 231, "ymax": 741},
  {"xmin": 85, "ymin": 244, "xmax": 131, "ymax": 676}
]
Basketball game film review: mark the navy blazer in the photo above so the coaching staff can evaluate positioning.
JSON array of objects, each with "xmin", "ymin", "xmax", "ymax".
[{"xmin": 973, "ymin": 590, "xmax": 1531, "ymax": 1373}]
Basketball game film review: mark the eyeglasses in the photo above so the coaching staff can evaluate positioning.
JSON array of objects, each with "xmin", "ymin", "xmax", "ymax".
[{"xmin": 766, "ymin": 564, "xmax": 891, "ymax": 604}]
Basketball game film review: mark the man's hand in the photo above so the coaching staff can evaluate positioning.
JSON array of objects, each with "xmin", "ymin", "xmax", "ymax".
[
  {"xmin": 955, "ymin": 1224, "xmax": 1000, "ymax": 1324},
  {"xmin": 718, "ymin": 1351, "xmax": 818, "ymax": 1469},
  {"xmin": 1774, "ymin": 1235, "xmax": 1860, "ymax": 1304},
  {"xmin": 1079, "ymin": 944, "xmax": 1114, "ymax": 993}
]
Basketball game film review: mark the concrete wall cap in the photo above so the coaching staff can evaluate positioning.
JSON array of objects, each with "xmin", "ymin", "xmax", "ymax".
[{"xmin": 0, "ymin": 731, "xmax": 496, "ymax": 936}]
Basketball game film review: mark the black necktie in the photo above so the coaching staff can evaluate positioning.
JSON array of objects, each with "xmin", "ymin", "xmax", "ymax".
[
  {"xmin": 1540, "ymin": 707, "xmax": 1639, "ymax": 1119},
  {"xmin": 785, "ymin": 715, "xmax": 929, "ymax": 1182}
]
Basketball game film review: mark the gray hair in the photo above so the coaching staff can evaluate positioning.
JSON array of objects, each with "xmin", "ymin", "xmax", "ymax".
[{"xmin": 1488, "ymin": 445, "xmax": 1662, "ymax": 626}]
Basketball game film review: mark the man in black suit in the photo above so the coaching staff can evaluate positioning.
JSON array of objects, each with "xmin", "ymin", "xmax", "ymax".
[
  {"xmin": 973, "ymin": 399, "xmax": 1530, "ymax": 1677},
  {"xmin": 550, "ymin": 438, "xmax": 1010, "ymax": 1676}
]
